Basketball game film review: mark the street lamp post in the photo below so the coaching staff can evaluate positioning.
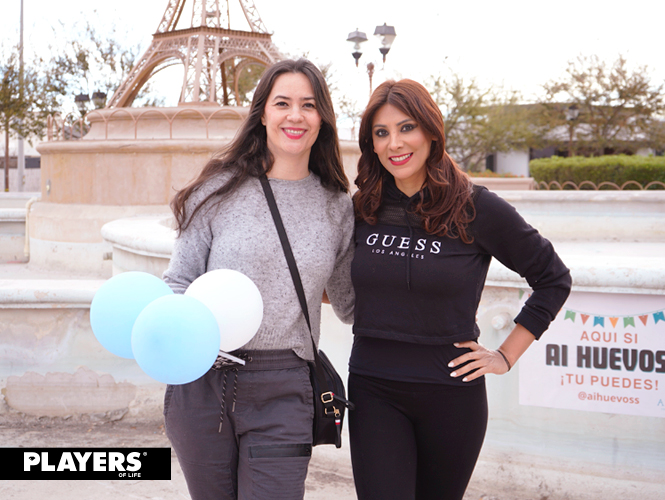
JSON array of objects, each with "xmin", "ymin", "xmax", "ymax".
[
  {"xmin": 365, "ymin": 62, "xmax": 374, "ymax": 97},
  {"xmin": 374, "ymin": 23, "xmax": 397, "ymax": 63},
  {"xmin": 346, "ymin": 23, "xmax": 397, "ymax": 97},
  {"xmin": 347, "ymin": 29, "xmax": 367, "ymax": 68},
  {"xmin": 92, "ymin": 92, "xmax": 108, "ymax": 109},
  {"xmin": 75, "ymin": 94, "xmax": 91, "ymax": 116},
  {"xmin": 75, "ymin": 92, "xmax": 107, "ymax": 116},
  {"xmin": 72, "ymin": 92, "xmax": 106, "ymax": 139}
]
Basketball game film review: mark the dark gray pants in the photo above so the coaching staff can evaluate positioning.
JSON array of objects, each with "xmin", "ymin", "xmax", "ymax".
[{"xmin": 164, "ymin": 350, "xmax": 314, "ymax": 500}]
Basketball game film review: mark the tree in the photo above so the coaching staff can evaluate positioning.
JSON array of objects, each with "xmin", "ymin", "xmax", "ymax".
[
  {"xmin": 218, "ymin": 59, "xmax": 266, "ymax": 106},
  {"xmin": 337, "ymin": 95, "xmax": 363, "ymax": 139},
  {"xmin": 541, "ymin": 55, "xmax": 665, "ymax": 156},
  {"xmin": 47, "ymin": 20, "xmax": 166, "ymax": 114},
  {"xmin": 1, "ymin": 48, "xmax": 57, "ymax": 191},
  {"xmin": 313, "ymin": 60, "xmax": 364, "ymax": 139},
  {"xmin": 429, "ymin": 73, "xmax": 538, "ymax": 171}
]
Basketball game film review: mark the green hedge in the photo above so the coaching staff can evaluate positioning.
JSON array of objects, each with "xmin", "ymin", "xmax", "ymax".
[{"xmin": 529, "ymin": 155, "xmax": 665, "ymax": 189}]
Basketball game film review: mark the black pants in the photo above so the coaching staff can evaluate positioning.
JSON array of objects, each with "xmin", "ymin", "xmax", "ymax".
[
  {"xmin": 164, "ymin": 350, "xmax": 314, "ymax": 500},
  {"xmin": 348, "ymin": 373, "xmax": 488, "ymax": 500}
]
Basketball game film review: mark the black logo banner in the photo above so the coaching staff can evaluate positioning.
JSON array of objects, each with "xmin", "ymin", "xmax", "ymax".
[{"xmin": 0, "ymin": 448, "xmax": 172, "ymax": 480}]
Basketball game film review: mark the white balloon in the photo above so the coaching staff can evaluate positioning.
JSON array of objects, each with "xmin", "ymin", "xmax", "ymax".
[{"xmin": 185, "ymin": 269, "xmax": 263, "ymax": 352}]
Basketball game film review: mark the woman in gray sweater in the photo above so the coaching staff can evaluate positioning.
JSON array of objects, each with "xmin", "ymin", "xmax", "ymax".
[{"xmin": 162, "ymin": 59, "xmax": 354, "ymax": 500}]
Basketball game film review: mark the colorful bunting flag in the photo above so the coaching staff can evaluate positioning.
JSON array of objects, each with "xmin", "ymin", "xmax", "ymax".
[
  {"xmin": 518, "ymin": 291, "xmax": 664, "ymax": 329},
  {"xmin": 554, "ymin": 308, "xmax": 664, "ymax": 328}
]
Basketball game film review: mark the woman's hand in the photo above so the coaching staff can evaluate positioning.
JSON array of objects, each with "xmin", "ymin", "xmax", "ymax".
[
  {"xmin": 449, "ymin": 342, "xmax": 510, "ymax": 382},
  {"xmin": 449, "ymin": 323, "xmax": 536, "ymax": 382}
]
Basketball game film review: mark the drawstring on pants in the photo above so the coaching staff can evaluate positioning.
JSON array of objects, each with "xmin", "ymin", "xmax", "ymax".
[
  {"xmin": 218, "ymin": 368, "xmax": 239, "ymax": 433},
  {"xmin": 213, "ymin": 353, "xmax": 251, "ymax": 433},
  {"xmin": 210, "ymin": 350, "xmax": 304, "ymax": 434}
]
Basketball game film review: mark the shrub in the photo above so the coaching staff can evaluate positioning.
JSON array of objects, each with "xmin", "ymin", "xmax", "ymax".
[{"xmin": 529, "ymin": 155, "xmax": 665, "ymax": 189}]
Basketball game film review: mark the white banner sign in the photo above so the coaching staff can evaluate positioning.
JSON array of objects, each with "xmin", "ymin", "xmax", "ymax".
[{"xmin": 519, "ymin": 291, "xmax": 665, "ymax": 418}]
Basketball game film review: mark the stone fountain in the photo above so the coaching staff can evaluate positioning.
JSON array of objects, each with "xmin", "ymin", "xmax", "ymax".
[{"xmin": 1, "ymin": 0, "xmax": 664, "ymax": 496}]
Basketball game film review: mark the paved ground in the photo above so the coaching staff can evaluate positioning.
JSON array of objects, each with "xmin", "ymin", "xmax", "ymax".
[
  {"xmin": 3, "ymin": 413, "xmax": 664, "ymax": 500},
  {"xmin": 0, "ymin": 414, "xmax": 508, "ymax": 500},
  {"xmin": 0, "ymin": 415, "xmax": 355, "ymax": 500}
]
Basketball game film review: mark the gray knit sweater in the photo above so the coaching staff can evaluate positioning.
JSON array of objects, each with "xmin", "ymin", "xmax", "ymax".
[{"xmin": 162, "ymin": 172, "xmax": 355, "ymax": 361}]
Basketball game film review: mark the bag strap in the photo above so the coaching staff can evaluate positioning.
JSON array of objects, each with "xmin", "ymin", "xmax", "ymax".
[
  {"xmin": 258, "ymin": 174, "xmax": 320, "ymax": 362},
  {"xmin": 259, "ymin": 174, "xmax": 354, "ymax": 413}
]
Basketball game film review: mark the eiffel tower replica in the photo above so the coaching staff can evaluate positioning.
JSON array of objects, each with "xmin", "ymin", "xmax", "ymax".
[{"xmin": 107, "ymin": 0, "xmax": 282, "ymax": 108}]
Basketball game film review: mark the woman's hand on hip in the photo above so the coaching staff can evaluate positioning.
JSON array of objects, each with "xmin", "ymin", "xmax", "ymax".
[{"xmin": 448, "ymin": 341, "xmax": 509, "ymax": 382}]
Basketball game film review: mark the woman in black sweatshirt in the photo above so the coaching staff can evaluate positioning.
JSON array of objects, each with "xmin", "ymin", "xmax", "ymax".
[{"xmin": 348, "ymin": 79, "xmax": 572, "ymax": 500}]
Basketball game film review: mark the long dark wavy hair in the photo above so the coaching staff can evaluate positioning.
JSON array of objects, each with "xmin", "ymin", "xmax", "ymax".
[
  {"xmin": 171, "ymin": 59, "xmax": 348, "ymax": 233},
  {"xmin": 354, "ymin": 79, "xmax": 475, "ymax": 242}
]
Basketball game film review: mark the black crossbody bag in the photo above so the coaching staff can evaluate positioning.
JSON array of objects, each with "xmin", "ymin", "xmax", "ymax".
[{"xmin": 259, "ymin": 174, "xmax": 354, "ymax": 448}]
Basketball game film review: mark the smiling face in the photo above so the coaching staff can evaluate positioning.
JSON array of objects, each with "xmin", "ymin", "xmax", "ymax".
[
  {"xmin": 261, "ymin": 72, "xmax": 322, "ymax": 173},
  {"xmin": 371, "ymin": 103, "xmax": 434, "ymax": 196}
]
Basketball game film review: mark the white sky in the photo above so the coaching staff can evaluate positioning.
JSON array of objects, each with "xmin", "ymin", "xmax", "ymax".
[{"xmin": 2, "ymin": 0, "xmax": 664, "ymax": 109}]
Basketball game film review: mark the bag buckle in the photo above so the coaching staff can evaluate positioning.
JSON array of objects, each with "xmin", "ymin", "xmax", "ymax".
[
  {"xmin": 324, "ymin": 405, "xmax": 341, "ymax": 418},
  {"xmin": 321, "ymin": 391, "xmax": 334, "ymax": 404}
]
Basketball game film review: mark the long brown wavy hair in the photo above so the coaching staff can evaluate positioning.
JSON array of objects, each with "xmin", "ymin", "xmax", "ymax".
[
  {"xmin": 354, "ymin": 79, "xmax": 475, "ymax": 242},
  {"xmin": 171, "ymin": 59, "xmax": 348, "ymax": 234}
]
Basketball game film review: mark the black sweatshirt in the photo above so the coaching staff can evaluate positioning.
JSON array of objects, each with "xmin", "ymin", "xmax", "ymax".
[{"xmin": 349, "ymin": 178, "xmax": 572, "ymax": 384}]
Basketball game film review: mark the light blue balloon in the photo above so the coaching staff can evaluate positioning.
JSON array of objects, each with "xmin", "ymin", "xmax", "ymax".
[
  {"xmin": 90, "ymin": 272, "xmax": 173, "ymax": 359},
  {"xmin": 131, "ymin": 294, "xmax": 220, "ymax": 385}
]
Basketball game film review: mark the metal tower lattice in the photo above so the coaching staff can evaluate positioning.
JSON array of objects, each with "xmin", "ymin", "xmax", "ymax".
[{"xmin": 107, "ymin": 0, "xmax": 282, "ymax": 108}]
